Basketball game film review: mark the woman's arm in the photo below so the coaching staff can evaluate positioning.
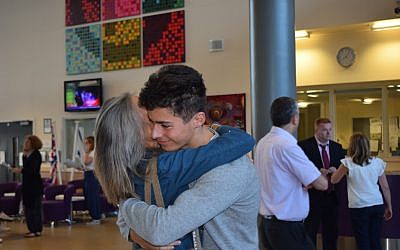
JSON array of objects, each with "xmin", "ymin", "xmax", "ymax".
[
  {"xmin": 33, "ymin": 152, "xmax": 42, "ymax": 174},
  {"xmin": 331, "ymin": 164, "xmax": 347, "ymax": 184},
  {"xmin": 119, "ymin": 162, "xmax": 255, "ymax": 245},
  {"xmin": 129, "ymin": 229, "xmax": 180, "ymax": 250},
  {"xmin": 378, "ymin": 173, "xmax": 392, "ymax": 221},
  {"xmin": 158, "ymin": 125, "xmax": 255, "ymax": 189}
]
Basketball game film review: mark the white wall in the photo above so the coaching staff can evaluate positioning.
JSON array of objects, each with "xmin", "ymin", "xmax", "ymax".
[
  {"xmin": 296, "ymin": 26, "xmax": 400, "ymax": 86},
  {"xmin": 295, "ymin": 0, "xmax": 396, "ymax": 29},
  {"xmin": 0, "ymin": 0, "xmax": 251, "ymax": 145}
]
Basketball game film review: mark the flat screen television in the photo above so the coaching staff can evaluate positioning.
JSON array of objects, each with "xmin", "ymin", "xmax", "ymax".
[{"xmin": 64, "ymin": 78, "xmax": 102, "ymax": 112}]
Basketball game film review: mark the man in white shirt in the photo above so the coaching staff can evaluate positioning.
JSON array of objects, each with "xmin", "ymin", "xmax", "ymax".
[{"xmin": 254, "ymin": 96, "xmax": 328, "ymax": 250}]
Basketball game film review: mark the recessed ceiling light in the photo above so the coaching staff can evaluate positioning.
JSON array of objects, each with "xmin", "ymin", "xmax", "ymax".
[
  {"xmin": 298, "ymin": 102, "xmax": 309, "ymax": 108},
  {"xmin": 295, "ymin": 30, "xmax": 309, "ymax": 39},
  {"xmin": 306, "ymin": 89, "xmax": 324, "ymax": 94},
  {"xmin": 372, "ymin": 18, "xmax": 400, "ymax": 31}
]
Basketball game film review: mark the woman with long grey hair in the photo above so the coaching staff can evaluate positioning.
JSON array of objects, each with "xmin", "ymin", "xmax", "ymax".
[
  {"xmin": 94, "ymin": 92, "xmax": 255, "ymax": 249},
  {"xmin": 94, "ymin": 93, "xmax": 145, "ymax": 204}
]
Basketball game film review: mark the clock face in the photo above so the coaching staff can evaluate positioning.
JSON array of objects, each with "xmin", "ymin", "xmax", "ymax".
[{"xmin": 336, "ymin": 47, "xmax": 355, "ymax": 68}]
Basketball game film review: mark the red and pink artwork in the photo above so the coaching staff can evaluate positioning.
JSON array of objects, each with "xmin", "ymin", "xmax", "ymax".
[
  {"xmin": 206, "ymin": 93, "xmax": 246, "ymax": 130},
  {"xmin": 102, "ymin": 0, "xmax": 141, "ymax": 20}
]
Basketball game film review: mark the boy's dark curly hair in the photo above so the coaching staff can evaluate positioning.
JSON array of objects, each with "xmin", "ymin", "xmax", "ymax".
[{"xmin": 139, "ymin": 65, "xmax": 207, "ymax": 123}]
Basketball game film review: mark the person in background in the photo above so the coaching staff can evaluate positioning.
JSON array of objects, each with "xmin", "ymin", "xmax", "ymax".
[
  {"xmin": 254, "ymin": 96, "xmax": 328, "ymax": 250},
  {"xmin": 331, "ymin": 133, "xmax": 392, "ymax": 250},
  {"xmin": 83, "ymin": 136, "xmax": 102, "ymax": 225},
  {"xmin": 0, "ymin": 210, "xmax": 14, "ymax": 232},
  {"xmin": 298, "ymin": 118, "xmax": 345, "ymax": 250},
  {"xmin": 0, "ymin": 211, "xmax": 14, "ymax": 222},
  {"xmin": 13, "ymin": 135, "xmax": 43, "ymax": 237},
  {"xmin": 0, "ymin": 210, "xmax": 14, "ymax": 243}
]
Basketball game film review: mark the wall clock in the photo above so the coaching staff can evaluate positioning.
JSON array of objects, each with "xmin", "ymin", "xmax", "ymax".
[{"xmin": 336, "ymin": 47, "xmax": 355, "ymax": 68}]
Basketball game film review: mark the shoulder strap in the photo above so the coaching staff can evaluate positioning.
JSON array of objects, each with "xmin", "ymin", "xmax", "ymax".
[
  {"xmin": 150, "ymin": 157, "xmax": 165, "ymax": 207},
  {"xmin": 144, "ymin": 157, "xmax": 164, "ymax": 207},
  {"xmin": 144, "ymin": 163, "xmax": 152, "ymax": 205},
  {"xmin": 145, "ymin": 157, "xmax": 201, "ymax": 249}
]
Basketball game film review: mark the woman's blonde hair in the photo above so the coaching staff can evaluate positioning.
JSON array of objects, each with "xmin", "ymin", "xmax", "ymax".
[
  {"xmin": 348, "ymin": 133, "xmax": 371, "ymax": 166},
  {"xmin": 94, "ymin": 93, "xmax": 145, "ymax": 204}
]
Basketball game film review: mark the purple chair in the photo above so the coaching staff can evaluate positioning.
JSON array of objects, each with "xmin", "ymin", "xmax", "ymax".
[
  {"xmin": 0, "ymin": 182, "xmax": 22, "ymax": 216},
  {"xmin": 68, "ymin": 179, "xmax": 117, "ymax": 215},
  {"xmin": 42, "ymin": 177, "xmax": 52, "ymax": 189},
  {"xmin": 67, "ymin": 179, "xmax": 88, "ymax": 212},
  {"xmin": 42, "ymin": 184, "xmax": 75, "ymax": 225}
]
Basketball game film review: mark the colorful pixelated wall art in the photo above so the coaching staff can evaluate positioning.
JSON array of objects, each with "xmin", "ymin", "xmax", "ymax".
[
  {"xmin": 102, "ymin": 18, "xmax": 141, "ymax": 71},
  {"xmin": 66, "ymin": 0, "xmax": 101, "ymax": 26},
  {"xmin": 102, "ymin": 0, "xmax": 141, "ymax": 21},
  {"xmin": 206, "ymin": 94, "xmax": 246, "ymax": 130},
  {"xmin": 142, "ymin": 0, "xmax": 184, "ymax": 14},
  {"xmin": 143, "ymin": 10, "xmax": 185, "ymax": 67},
  {"xmin": 66, "ymin": 24, "xmax": 101, "ymax": 75}
]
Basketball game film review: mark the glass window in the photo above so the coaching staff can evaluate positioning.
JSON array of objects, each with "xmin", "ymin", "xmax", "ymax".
[
  {"xmin": 64, "ymin": 118, "xmax": 96, "ymax": 165},
  {"xmin": 297, "ymin": 90, "xmax": 330, "ymax": 141},
  {"xmin": 388, "ymin": 85, "xmax": 400, "ymax": 156},
  {"xmin": 335, "ymin": 88, "xmax": 382, "ymax": 154}
]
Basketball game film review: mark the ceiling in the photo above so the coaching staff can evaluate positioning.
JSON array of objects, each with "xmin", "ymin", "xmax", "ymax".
[{"xmin": 295, "ymin": 0, "xmax": 397, "ymax": 30}]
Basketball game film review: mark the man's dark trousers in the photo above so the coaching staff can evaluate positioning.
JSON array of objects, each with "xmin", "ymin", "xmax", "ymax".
[
  {"xmin": 305, "ymin": 190, "xmax": 338, "ymax": 250},
  {"xmin": 298, "ymin": 137, "xmax": 345, "ymax": 250}
]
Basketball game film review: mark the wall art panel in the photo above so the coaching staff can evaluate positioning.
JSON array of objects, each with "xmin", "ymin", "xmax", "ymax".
[
  {"xmin": 142, "ymin": 0, "xmax": 184, "ymax": 14},
  {"xmin": 143, "ymin": 10, "xmax": 185, "ymax": 67},
  {"xmin": 206, "ymin": 93, "xmax": 246, "ymax": 130},
  {"xmin": 66, "ymin": 0, "xmax": 101, "ymax": 26},
  {"xmin": 102, "ymin": 0, "xmax": 141, "ymax": 20},
  {"xmin": 102, "ymin": 18, "xmax": 141, "ymax": 71},
  {"xmin": 65, "ymin": 24, "xmax": 101, "ymax": 75}
]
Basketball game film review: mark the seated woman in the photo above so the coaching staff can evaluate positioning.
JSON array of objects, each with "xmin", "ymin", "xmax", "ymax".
[
  {"xmin": 94, "ymin": 93, "xmax": 255, "ymax": 249},
  {"xmin": 331, "ymin": 133, "xmax": 392, "ymax": 250}
]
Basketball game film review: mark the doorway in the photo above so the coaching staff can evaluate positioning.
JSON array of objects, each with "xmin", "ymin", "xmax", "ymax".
[
  {"xmin": 0, "ymin": 120, "xmax": 33, "ymax": 182},
  {"xmin": 63, "ymin": 118, "xmax": 96, "ymax": 164}
]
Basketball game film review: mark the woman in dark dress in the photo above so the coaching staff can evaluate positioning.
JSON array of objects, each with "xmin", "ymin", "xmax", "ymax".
[{"xmin": 14, "ymin": 135, "xmax": 44, "ymax": 237}]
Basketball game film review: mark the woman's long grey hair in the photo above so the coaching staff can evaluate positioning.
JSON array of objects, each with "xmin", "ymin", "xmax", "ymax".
[{"xmin": 94, "ymin": 92, "xmax": 146, "ymax": 204}]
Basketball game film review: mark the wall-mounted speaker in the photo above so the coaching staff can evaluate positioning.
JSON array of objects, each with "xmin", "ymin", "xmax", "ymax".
[{"xmin": 209, "ymin": 39, "xmax": 224, "ymax": 52}]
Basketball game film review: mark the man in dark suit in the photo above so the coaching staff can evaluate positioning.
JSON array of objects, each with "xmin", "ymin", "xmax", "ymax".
[{"xmin": 298, "ymin": 118, "xmax": 345, "ymax": 250}]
